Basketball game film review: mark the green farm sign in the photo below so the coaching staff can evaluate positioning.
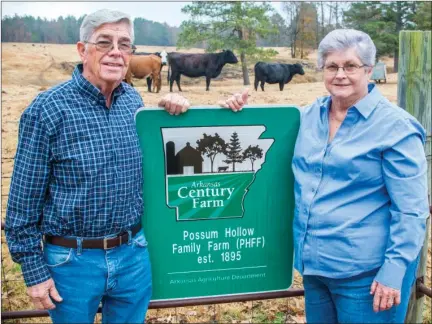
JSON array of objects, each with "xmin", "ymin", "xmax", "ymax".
[{"xmin": 135, "ymin": 106, "xmax": 300, "ymax": 301}]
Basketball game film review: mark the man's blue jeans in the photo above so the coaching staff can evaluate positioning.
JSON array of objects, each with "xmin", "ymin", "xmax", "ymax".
[
  {"xmin": 303, "ymin": 255, "xmax": 420, "ymax": 324},
  {"xmin": 44, "ymin": 230, "xmax": 152, "ymax": 323}
]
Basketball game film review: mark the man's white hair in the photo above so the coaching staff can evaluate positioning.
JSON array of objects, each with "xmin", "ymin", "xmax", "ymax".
[{"xmin": 80, "ymin": 9, "xmax": 134, "ymax": 43}]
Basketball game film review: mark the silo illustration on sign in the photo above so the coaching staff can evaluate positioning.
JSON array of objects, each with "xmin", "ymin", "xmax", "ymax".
[{"xmin": 162, "ymin": 126, "xmax": 274, "ymax": 221}]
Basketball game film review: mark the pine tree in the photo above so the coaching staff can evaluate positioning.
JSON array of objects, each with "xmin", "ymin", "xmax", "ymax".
[
  {"xmin": 223, "ymin": 132, "xmax": 244, "ymax": 172},
  {"xmin": 178, "ymin": 2, "xmax": 278, "ymax": 85},
  {"xmin": 344, "ymin": 2, "xmax": 420, "ymax": 72}
]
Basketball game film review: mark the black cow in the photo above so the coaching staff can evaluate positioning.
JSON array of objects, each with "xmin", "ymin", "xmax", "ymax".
[
  {"xmin": 168, "ymin": 50, "xmax": 238, "ymax": 92},
  {"xmin": 254, "ymin": 62, "xmax": 305, "ymax": 91}
]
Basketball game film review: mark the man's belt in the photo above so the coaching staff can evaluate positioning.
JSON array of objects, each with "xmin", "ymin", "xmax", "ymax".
[{"xmin": 44, "ymin": 223, "xmax": 142, "ymax": 250}]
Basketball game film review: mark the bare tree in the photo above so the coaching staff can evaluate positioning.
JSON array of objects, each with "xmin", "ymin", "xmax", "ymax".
[
  {"xmin": 335, "ymin": 2, "xmax": 340, "ymax": 28},
  {"xmin": 282, "ymin": 2, "xmax": 301, "ymax": 58},
  {"xmin": 297, "ymin": 3, "xmax": 317, "ymax": 58}
]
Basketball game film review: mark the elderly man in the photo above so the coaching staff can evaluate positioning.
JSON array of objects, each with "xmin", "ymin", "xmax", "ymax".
[{"xmin": 5, "ymin": 9, "xmax": 188, "ymax": 323}]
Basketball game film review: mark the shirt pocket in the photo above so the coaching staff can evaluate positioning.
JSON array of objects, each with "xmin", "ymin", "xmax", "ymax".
[{"xmin": 53, "ymin": 130, "xmax": 103, "ymax": 184}]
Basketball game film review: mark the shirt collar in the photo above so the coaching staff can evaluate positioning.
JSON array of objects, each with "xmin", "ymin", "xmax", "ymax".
[
  {"xmin": 319, "ymin": 83, "xmax": 383, "ymax": 119},
  {"xmin": 72, "ymin": 64, "xmax": 126, "ymax": 102},
  {"xmin": 353, "ymin": 83, "xmax": 383, "ymax": 119},
  {"xmin": 320, "ymin": 96, "xmax": 332, "ymax": 111}
]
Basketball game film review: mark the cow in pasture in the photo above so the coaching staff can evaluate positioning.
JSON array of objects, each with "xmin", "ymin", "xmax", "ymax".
[
  {"xmin": 125, "ymin": 54, "xmax": 162, "ymax": 93},
  {"xmin": 132, "ymin": 50, "xmax": 169, "ymax": 90},
  {"xmin": 218, "ymin": 166, "xmax": 229, "ymax": 172},
  {"xmin": 160, "ymin": 50, "xmax": 168, "ymax": 66},
  {"xmin": 128, "ymin": 51, "xmax": 157, "ymax": 91},
  {"xmin": 167, "ymin": 50, "xmax": 238, "ymax": 92},
  {"xmin": 254, "ymin": 62, "xmax": 305, "ymax": 91}
]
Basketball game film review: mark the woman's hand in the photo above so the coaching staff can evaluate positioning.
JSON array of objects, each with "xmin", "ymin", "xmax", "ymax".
[
  {"xmin": 370, "ymin": 280, "xmax": 401, "ymax": 312},
  {"xmin": 218, "ymin": 88, "xmax": 249, "ymax": 112},
  {"xmin": 158, "ymin": 93, "xmax": 190, "ymax": 115}
]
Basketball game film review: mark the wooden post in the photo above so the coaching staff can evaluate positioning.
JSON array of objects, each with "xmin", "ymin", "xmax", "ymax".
[{"xmin": 398, "ymin": 30, "xmax": 431, "ymax": 324}]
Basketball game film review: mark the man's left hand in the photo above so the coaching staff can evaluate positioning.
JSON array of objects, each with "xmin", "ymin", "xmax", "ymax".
[
  {"xmin": 158, "ymin": 93, "xmax": 190, "ymax": 115},
  {"xmin": 370, "ymin": 280, "xmax": 401, "ymax": 312}
]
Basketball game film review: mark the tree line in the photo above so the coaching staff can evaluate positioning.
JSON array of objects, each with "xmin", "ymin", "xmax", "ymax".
[
  {"xmin": 1, "ymin": 15, "xmax": 181, "ymax": 46},
  {"xmin": 196, "ymin": 132, "xmax": 263, "ymax": 172},
  {"xmin": 2, "ymin": 1, "xmax": 430, "ymax": 81},
  {"xmin": 3, "ymin": 2, "xmax": 430, "ymax": 54}
]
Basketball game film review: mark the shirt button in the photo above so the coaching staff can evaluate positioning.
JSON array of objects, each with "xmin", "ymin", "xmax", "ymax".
[
  {"xmin": 311, "ymin": 188, "xmax": 315, "ymax": 193},
  {"xmin": 303, "ymin": 207, "xmax": 307, "ymax": 213},
  {"xmin": 92, "ymin": 101, "xmax": 97, "ymax": 105}
]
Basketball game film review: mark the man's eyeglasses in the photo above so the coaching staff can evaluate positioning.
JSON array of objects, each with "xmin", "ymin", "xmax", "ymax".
[
  {"xmin": 324, "ymin": 63, "xmax": 369, "ymax": 75},
  {"xmin": 85, "ymin": 41, "xmax": 134, "ymax": 54}
]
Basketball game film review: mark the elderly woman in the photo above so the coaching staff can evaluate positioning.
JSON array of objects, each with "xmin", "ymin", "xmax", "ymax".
[{"xmin": 221, "ymin": 29, "xmax": 429, "ymax": 323}]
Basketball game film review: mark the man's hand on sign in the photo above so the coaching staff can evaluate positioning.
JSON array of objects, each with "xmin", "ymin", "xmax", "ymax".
[
  {"xmin": 28, "ymin": 278, "xmax": 63, "ymax": 310},
  {"xmin": 218, "ymin": 88, "xmax": 249, "ymax": 112},
  {"xmin": 158, "ymin": 93, "xmax": 190, "ymax": 115}
]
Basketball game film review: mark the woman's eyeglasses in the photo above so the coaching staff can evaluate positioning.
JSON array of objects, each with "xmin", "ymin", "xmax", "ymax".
[{"xmin": 324, "ymin": 63, "xmax": 369, "ymax": 74}]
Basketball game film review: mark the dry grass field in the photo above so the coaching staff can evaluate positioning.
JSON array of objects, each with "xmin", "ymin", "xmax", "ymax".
[{"xmin": 1, "ymin": 42, "xmax": 430, "ymax": 323}]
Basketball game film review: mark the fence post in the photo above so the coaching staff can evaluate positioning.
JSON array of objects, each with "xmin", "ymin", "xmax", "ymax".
[{"xmin": 398, "ymin": 30, "xmax": 431, "ymax": 324}]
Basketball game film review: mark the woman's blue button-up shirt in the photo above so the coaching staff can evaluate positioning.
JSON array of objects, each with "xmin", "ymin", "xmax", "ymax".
[{"xmin": 292, "ymin": 84, "xmax": 429, "ymax": 290}]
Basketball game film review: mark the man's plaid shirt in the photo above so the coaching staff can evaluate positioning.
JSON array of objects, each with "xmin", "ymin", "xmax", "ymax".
[{"xmin": 5, "ymin": 64, "xmax": 145, "ymax": 287}]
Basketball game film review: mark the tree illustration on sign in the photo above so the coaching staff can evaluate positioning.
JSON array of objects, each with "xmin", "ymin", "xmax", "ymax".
[
  {"xmin": 196, "ymin": 133, "xmax": 227, "ymax": 173},
  {"xmin": 242, "ymin": 145, "xmax": 263, "ymax": 171},
  {"xmin": 223, "ymin": 132, "xmax": 245, "ymax": 172}
]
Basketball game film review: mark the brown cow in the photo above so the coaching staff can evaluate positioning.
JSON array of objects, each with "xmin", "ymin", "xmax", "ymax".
[{"xmin": 125, "ymin": 54, "xmax": 162, "ymax": 93}]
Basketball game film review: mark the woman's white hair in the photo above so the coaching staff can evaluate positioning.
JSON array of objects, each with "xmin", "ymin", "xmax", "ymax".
[
  {"xmin": 80, "ymin": 9, "xmax": 134, "ymax": 43},
  {"xmin": 317, "ymin": 29, "xmax": 376, "ymax": 69}
]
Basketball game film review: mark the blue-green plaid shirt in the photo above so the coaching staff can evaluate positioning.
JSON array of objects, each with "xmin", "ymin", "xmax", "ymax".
[{"xmin": 6, "ymin": 64, "xmax": 145, "ymax": 287}]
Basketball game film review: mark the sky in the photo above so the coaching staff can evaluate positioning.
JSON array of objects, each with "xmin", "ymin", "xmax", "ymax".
[{"xmin": 1, "ymin": 1, "xmax": 285, "ymax": 28}]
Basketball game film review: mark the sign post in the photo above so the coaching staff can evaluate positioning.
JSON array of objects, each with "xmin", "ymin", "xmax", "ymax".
[{"xmin": 135, "ymin": 106, "xmax": 300, "ymax": 301}]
